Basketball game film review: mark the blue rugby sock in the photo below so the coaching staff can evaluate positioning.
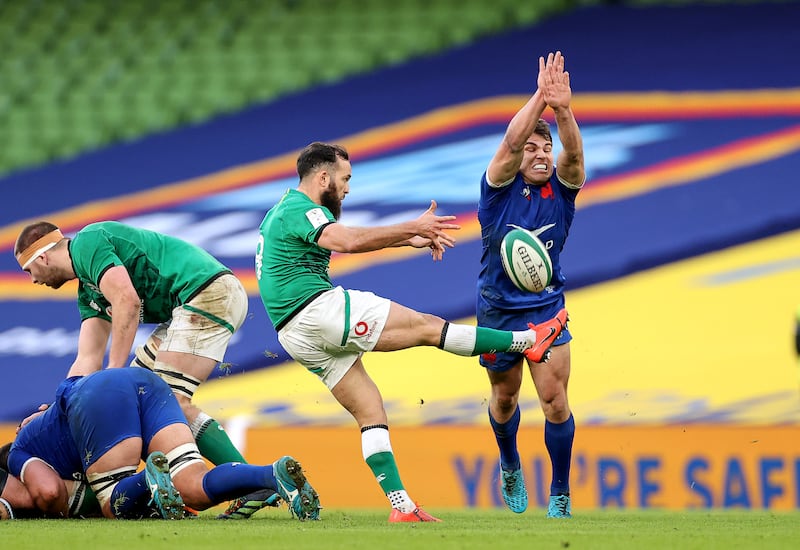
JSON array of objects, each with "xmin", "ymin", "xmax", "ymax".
[
  {"xmin": 110, "ymin": 471, "xmax": 151, "ymax": 518},
  {"xmin": 201, "ymin": 463, "xmax": 275, "ymax": 503},
  {"xmin": 545, "ymin": 413, "xmax": 575, "ymax": 495},
  {"xmin": 489, "ymin": 405, "xmax": 521, "ymax": 471}
]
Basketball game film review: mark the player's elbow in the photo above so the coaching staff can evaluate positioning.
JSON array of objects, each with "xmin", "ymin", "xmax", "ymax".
[
  {"xmin": 334, "ymin": 240, "xmax": 360, "ymax": 254},
  {"xmin": 321, "ymin": 234, "xmax": 360, "ymax": 254},
  {"xmin": 113, "ymin": 291, "xmax": 143, "ymax": 318},
  {"xmin": 32, "ymin": 482, "xmax": 67, "ymax": 515}
]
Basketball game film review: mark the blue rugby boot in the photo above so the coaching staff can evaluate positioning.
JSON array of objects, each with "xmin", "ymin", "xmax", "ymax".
[
  {"xmin": 273, "ymin": 456, "xmax": 321, "ymax": 521},
  {"xmin": 547, "ymin": 494, "xmax": 572, "ymax": 518},
  {"xmin": 500, "ymin": 466, "xmax": 528, "ymax": 513},
  {"xmin": 145, "ymin": 451, "xmax": 185, "ymax": 520}
]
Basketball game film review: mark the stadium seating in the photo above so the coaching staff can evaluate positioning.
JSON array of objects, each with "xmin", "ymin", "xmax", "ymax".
[
  {"xmin": 1, "ymin": 0, "xmax": 781, "ymax": 177},
  {"xmin": 0, "ymin": 0, "xmax": 573, "ymax": 178}
]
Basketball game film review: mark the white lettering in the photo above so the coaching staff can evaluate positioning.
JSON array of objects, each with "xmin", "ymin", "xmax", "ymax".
[{"xmin": 255, "ymin": 234, "xmax": 264, "ymax": 281}]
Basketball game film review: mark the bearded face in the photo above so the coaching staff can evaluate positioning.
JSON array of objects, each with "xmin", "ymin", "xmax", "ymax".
[{"xmin": 320, "ymin": 182, "xmax": 343, "ymax": 220}]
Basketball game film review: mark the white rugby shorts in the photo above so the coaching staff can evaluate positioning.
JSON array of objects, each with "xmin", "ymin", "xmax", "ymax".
[
  {"xmin": 278, "ymin": 286, "xmax": 390, "ymax": 389},
  {"xmin": 158, "ymin": 273, "xmax": 248, "ymax": 362}
]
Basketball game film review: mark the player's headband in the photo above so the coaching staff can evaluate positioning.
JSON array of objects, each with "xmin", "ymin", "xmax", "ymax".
[{"xmin": 16, "ymin": 229, "xmax": 64, "ymax": 269}]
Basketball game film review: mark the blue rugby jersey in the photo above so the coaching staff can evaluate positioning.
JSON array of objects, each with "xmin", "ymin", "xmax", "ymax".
[
  {"xmin": 8, "ymin": 377, "xmax": 83, "ymax": 480},
  {"xmin": 477, "ymin": 170, "xmax": 580, "ymax": 311}
]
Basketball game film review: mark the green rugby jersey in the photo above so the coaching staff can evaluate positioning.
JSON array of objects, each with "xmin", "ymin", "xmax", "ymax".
[
  {"xmin": 256, "ymin": 189, "xmax": 336, "ymax": 329},
  {"xmin": 70, "ymin": 221, "xmax": 230, "ymax": 323}
]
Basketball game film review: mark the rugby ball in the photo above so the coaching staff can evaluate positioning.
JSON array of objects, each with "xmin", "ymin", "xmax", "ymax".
[{"xmin": 500, "ymin": 228, "xmax": 552, "ymax": 293}]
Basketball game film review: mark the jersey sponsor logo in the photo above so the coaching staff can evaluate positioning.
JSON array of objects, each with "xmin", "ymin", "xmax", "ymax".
[
  {"xmin": 83, "ymin": 281, "xmax": 102, "ymax": 294},
  {"xmin": 531, "ymin": 224, "xmax": 555, "ymax": 250},
  {"xmin": 507, "ymin": 223, "xmax": 555, "ymax": 250},
  {"xmin": 305, "ymin": 208, "xmax": 329, "ymax": 229},
  {"xmin": 540, "ymin": 182, "xmax": 554, "ymax": 199}
]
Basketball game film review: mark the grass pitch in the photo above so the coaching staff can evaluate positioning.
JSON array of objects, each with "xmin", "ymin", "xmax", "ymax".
[{"xmin": 2, "ymin": 508, "xmax": 798, "ymax": 550}]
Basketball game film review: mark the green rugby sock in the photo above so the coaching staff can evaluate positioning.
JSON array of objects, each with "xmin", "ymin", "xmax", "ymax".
[
  {"xmin": 365, "ymin": 451, "xmax": 405, "ymax": 493},
  {"xmin": 196, "ymin": 418, "xmax": 247, "ymax": 465},
  {"xmin": 70, "ymin": 482, "xmax": 100, "ymax": 518},
  {"xmin": 474, "ymin": 327, "xmax": 515, "ymax": 354}
]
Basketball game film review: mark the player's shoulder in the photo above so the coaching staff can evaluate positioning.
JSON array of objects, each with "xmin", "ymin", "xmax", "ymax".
[
  {"xmin": 72, "ymin": 221, "xmax": 119, "ymax": 249},
  {"xmin": 78, "ymin": 220, "xmax": 123, "ymax": 236},
  {"xmin": 554, "ymin": 167, "xmax": 585, "ymax": 191}
]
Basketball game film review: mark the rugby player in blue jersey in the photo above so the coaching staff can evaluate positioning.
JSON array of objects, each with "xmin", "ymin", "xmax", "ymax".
[
  {"xmin": 477, "ymin": 51, "xmax": 585, "ymax": 518},
  {"xmin": 6, "ymin": 367, "xmax": 320, "ymax": 520}
]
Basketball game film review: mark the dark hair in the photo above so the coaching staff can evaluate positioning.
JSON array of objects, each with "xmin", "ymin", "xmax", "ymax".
[
  {"xmin": 296, "ymin": 142, "xmax": 349, "ymax": 180},
  {"xmin": 14, "ymin": 221, "xmax": 60, "ymax": 256},
  {"xmin": 534, "ymin": 118, "xmax": 552, "ymax": 144}
]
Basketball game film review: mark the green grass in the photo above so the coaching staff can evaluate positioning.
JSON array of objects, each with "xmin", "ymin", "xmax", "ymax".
[{"xmin": 3, "ymin": 509, "xmax": 799, "ymax": 549}]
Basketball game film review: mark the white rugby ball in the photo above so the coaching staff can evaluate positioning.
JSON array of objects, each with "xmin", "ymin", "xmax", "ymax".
[{"xmin": 500, "ymin": 228, "xmax": 552, "ymax": 293}]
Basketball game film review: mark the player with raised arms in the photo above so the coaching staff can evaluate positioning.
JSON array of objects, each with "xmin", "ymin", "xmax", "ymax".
[{"xmin": 476, "ymin": 51, "xmax": 585, "ymax": 518}]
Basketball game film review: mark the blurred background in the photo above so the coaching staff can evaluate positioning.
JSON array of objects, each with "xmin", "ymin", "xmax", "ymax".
[{"xmin": 1, "ymin": 0, "xmax": 799, "ymax": 511}]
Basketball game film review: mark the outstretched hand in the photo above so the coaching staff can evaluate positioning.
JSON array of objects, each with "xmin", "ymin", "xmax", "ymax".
[
  {"xmin": 412, "ymin": 200, "xmax": 460, "ymax": 261},
  {"xmin": 538, "ymin": 51, "xmax": 572, "ymax": 111}
]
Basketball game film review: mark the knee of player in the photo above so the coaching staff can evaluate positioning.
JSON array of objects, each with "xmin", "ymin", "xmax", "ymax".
[
  {"xmin": 539, "ymin": 391, "xmax": 569, "ymax": 415},
  {"xmin": 417, "ymin": 312, "xmax": 448, "ymax": 345},
  {"xmin": 167, "ymin": 448, "xmax": 209, "ymax": 509},
  {"xmin": 493, "ymin": 393, "xmax": 520, "ymax": 413}
]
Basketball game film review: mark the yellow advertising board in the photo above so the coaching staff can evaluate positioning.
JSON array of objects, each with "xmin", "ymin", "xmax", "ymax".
[{"xmin": 241, "ymin": 425, "xmax": 800, "ymax": 511}]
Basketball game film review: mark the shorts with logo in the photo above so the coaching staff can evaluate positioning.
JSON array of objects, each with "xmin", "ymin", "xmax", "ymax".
[
  {"xmin": 477, "ymin": 293, "xmax": 572, "ymax": 372},
  {"xmin": 278, "ymin": 286, "xmax": 390, "ymax": 390},
  {"xmin": 156, "ymin": 273, "xmax": 248, "ymax": 362}
]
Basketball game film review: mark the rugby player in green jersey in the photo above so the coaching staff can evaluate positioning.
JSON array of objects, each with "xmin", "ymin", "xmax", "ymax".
[{"xmin": 256, "ymin": 142, "xmax": 567, "ymax": 522}]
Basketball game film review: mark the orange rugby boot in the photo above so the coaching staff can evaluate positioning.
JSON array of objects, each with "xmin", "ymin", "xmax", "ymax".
[
  {"xmin": 388, "ymin": 505, "xmax": 442, "ymax": 523},
  {"xmin": 522, "ymin": 308, "xmax": 568, "ymax": 363}
]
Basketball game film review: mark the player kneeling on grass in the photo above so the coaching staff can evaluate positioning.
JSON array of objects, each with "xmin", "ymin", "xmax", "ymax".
[{"xmin": 7, "ymin": 367, "xmax": 321, "ymax": 520}]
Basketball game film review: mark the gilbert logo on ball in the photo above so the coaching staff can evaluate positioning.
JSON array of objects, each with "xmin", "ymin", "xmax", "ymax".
[{"xmin": 500, "ymin": 228, "xmax": 552, "ymax": 293}]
